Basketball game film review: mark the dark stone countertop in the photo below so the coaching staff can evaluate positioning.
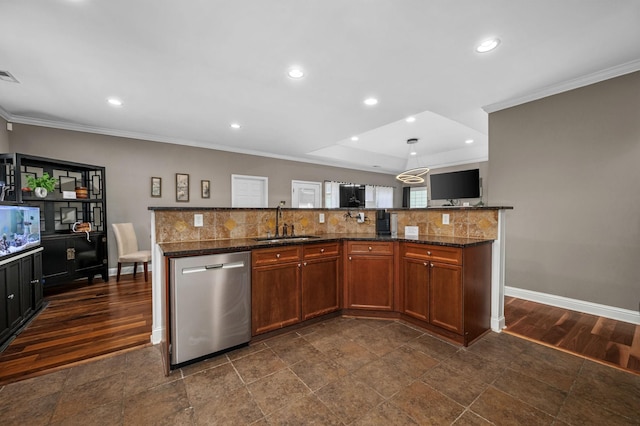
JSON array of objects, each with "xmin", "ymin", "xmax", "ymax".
[{"xmin": 158, "ymin": 233, "xmax": 494, "ymax": 257}]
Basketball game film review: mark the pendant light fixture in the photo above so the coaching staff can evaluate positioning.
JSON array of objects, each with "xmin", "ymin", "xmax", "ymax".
[{"xmin": 396, "ymin": 138, "xmax": 429, "ymax": 184}]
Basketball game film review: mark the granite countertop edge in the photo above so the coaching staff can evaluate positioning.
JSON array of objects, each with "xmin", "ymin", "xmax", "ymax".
[{"xmin": 158, "ymin": 234, "xmax": 495, "ymax": 257}]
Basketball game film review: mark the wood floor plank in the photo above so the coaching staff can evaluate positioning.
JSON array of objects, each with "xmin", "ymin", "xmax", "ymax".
[
  {"xmin": 0, "ymin": 274, "xmax": 152, "ymax": 385},
  {"xmin": 505, "ymin": 296, "xmax": 639, "ymax": 375}
]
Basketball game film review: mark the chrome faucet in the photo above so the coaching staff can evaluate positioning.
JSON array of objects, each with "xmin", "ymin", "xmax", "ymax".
[{"xmin": 275, "ymin": 204, "xmax": 283, "ymax": 237}]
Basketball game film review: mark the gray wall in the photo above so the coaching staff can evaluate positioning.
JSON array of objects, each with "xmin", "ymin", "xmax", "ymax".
[
  {"xmin": 7, "ymin": 125, "xmax": 400, "ymax": 267},
  {"xmin": 0, "ymin": 118, "xmax": 9, "ymax": 152},
  {"xmin": 488, "ymin": 71, "xmax": 640, "ymax": 311}
]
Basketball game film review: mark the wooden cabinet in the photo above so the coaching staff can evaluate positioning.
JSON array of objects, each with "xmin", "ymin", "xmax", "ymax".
[
  {"xmin": 301, "ymin": 242, "xmax": 340, "ymax": 320},
  {"xmin": 252, "ymin": 242, "xmax": 342, "ymax": 335},
  {"xmin": 0, "ymin": 153, "xmax": 108, "ymax": 287},
  {"xmin": 345, "ymin": 241, "xmax": 394, "ymax": 311},
  {"xmin": 0, "ymin": 248, "xmax": 44, "ymax": 348},
  {"xmin": 251, "ymin": 246, "xmax": 302, "ymax": 335},
  {"xmin": 400, "ymin": 242, "xmax": 491, "ymax": 345}
]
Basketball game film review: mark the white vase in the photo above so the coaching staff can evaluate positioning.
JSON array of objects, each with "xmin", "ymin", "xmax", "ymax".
[{"xmin": 34, "ymin": 187, "xmax": 48, "ymax": 198}]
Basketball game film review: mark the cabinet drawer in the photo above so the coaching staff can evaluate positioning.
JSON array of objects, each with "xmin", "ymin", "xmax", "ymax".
[
  {"xmin": 347, "ymin": 241, "xmax": 394, "ymax": 255},
  {"xmin": 303, "ymin": 242, "xmax": 340, "ymax": 259},
  {"xmin": 252, "ymin": 246, "xmax": 301, "ymax": 266},
  {"xmin": 401, "ymin": 243, "xmax": 462, "ymax": 265}
]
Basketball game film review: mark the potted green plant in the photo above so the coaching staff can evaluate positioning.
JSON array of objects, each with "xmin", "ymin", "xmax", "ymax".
[{"xmin": 26, "ymin": 173, "xmax": 57, "ymax": 198}]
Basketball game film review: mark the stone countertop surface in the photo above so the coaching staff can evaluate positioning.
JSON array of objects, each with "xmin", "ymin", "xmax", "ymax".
[{"xmin": 158, "ymin": 233, "xmax": 494, "ymax": 257}]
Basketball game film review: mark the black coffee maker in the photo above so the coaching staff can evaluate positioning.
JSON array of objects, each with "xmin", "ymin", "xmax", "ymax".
[{"xmin": 375, "ymin": 210, "xmax": 391, "ymax": 236}]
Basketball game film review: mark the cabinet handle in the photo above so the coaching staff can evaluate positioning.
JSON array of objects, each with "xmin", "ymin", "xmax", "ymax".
[
  {"xmin": 430, "ymin": 263, "xmax": 434, "ymax": 268},
  {"xmin": 31, "ymin": 279, "xmax": 39, "ymax": 284},
  {"xmin": 348, "ymin": 256, "xmax": 352, "ymax": 261},
  {"xmin": 303, "ymin": 262, "xmax": 307, "ymax": 266},
  {"xmin": 320, "ymin": 248, "xmax": 325, "ymax": 253},
  {"xmin": 424, "ymin": 262, "xmax": 428, "ymax": 267},
  {"xmin": 368, "ymin": 246, "xmax": 372, "ymax": 251},
  {"xmin": 427, "ymin": 251, "xmax": 432, "ymax": 256},
  {"xmin": 276, "ymin": 253, "xmax": 281, "ymax": 259},
  {"xmin": 298, "ymin": 263, "xmax": 301, "ymax": 268},
  {"xmin": 7, "ymin": 293, "xmax": 14, "ymax": 300}
]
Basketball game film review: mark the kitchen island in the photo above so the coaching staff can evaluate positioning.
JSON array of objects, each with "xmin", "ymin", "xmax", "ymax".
[{"xmin": 155, "ymin": 229, "xmax": 496, "ymax": 373}]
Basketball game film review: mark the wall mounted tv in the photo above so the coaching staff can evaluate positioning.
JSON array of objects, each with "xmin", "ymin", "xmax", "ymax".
[
  {"xmin": 429, "ymin": 169, "xmax": 480, "ymax": 200},
  {"xmin": 0, "ymin": 205, "xmax": 41, "ymax": 258}
]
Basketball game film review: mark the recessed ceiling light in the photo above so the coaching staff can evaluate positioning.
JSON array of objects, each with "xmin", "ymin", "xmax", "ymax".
[
  {"xmin": 230, "ymin": 123, "xmax": 241, "ymax": 129},
  {"xmin": 363, "ymin": 97, "xmax": 378, "ymax": 106},
  {"xmin": 405, "ymin": 116, "xmax": 416, "ymax": 123},
  {"xmin": 410, "ymin": 151, "xmax": 417, "ymax": 156},
  {"xmin": 107, "ymin": 98, "xmax": 122, "ymax": 107},
  {"xmin": 476, "ymin": 38, "xmax": 500, "ymax": 53},
  {"xmin": 351, "ymin": 136, "xmax": 359, "ymax": 141},
  {"xmin": 465, "ymin": 139, "xmax": 474, "ymax": 144},
  {"xmin": 287, "ymin": 67, "xmax": 305, "ymax": 79}
]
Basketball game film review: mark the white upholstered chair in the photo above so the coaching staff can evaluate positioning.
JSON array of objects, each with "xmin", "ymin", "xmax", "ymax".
[{"xmin": 111, "ymin": 222, "xmax": 151, "ymax": 282}]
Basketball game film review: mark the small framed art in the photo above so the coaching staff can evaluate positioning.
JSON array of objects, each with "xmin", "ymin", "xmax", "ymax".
[
  {"xmin": 201, "ymin": 180, "xmax": 210, "ymax": 199},
  {"xmin": 151, "ymin": 177, "xmax": 162, "ymax": 198},
  {"xmin": 176, "ymin": 173, "xmax": 189, "ymax": 202}
]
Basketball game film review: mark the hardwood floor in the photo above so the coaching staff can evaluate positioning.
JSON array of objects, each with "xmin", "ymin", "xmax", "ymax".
[
  {"xmin": 0, "ymin": 274, "xmax": 152, "ymax": 385},
  {"xmin": 504, "ymin": 296, "xmax": 640, "ymax": 375}
]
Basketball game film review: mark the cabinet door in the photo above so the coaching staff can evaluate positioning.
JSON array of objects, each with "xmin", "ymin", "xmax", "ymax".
[
  {"xmin": 20, "ymin": 256, "xmax": 34, "ymax": 318},
  {"xmin": 2, "ymin": 262, "xmax": 23, "ymax": 331},
  {"xmin": 251, "ymin": 262, "xmax": 301, "ymax": 335},
  {"xmin": 429, "ymin": 262, "xmax": 463, "ymax": 334},
  {"xmin": 32, "ymin": 251, "xmax": 43, "ymax": 310},
  {"xmin": 41, "ymin": 238, "xmax": 72, "ymax": 282},
  {"xmin": 346, "ymin": 255, "xmax": 394, "ymax": 310},
  {"xmin": 302, "ymin": 256, "xmax": 339, "ymax": 320},
  {"xmin": 402, "ymin": 257, "xmax": 429, "ymax": 321}
]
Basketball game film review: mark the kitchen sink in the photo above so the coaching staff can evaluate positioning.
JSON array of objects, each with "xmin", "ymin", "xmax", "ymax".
[{"xmin": 254, "ymin": 235, "xmax": 321, "ymax": 243}]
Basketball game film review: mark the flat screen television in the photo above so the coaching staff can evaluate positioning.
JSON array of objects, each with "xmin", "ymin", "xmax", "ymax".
[
  {"xmin": 429, "ymin": 169, "xmax": 480, "ymax": 200},
  {"xmin": 0, "ymin": 205, "xmax": 41, "ymax": 258}
]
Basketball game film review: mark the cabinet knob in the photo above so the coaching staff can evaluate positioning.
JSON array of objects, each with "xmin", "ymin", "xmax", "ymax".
[
  {"xmin": 320, "ymin": 248, "xmax": 325, "ymax": 253},
  {"xmin": 368, "ymin": 246, "xmax": 372, "ymax": 251},
  {"xmin": 298, "ymin": 263, "xmax": 301, "ymax": 268},
  {"xmin": 430, "ymin": 263, "xmax": 434, "ymax": 268},
  {"xmin": 424, "ymin": 262, "xmax": 428, "ymax": 267},
  {"xmin": 276, "ymin": 253, "xmax": 281, "ymax": 259},
  {"xmin": 7, "ymin": 293, "xmax": 14, "ymax": 300},
  {"xmin": 427, "ymin": 251, "xmax": 432, "ymax": 256},
  {"xmin": 303, "ymin": 262, "xmax": 307, "ymax": 266},
  {"xmin": 348, "ymin": 256, "xmax": 352, "ymax": 261}
]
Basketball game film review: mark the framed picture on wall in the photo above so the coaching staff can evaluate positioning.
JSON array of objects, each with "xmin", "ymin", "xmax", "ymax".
[
  {"xmin": 151, "ymin": 177, "xmax": 161, "ymax": 198},
  {"xmin": 176, "ymin": 173, "xmax": 189, "ymax": 202},
  {"xmin": 201, "ymin": 180, "xmax": 210, "ymax": 198}
]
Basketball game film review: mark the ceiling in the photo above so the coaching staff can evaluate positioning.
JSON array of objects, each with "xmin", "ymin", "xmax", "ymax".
[{"xmin": 1, "ymin": 1, "xmax": 639, "ymax": 175}]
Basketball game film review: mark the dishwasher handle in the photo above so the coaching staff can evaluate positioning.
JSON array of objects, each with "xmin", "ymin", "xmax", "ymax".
[{"xmin": 182, "ymin": 260, "xmax": 246, "ymax": 274}]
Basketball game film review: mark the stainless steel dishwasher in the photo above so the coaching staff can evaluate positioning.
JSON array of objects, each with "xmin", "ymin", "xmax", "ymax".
[{"xmin": 170, "ymin": 251, "xmax": 251, "ymax": 366}]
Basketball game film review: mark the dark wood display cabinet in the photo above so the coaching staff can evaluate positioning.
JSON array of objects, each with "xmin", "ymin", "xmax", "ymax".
[
  {"xmin": 0, "ymin": 153, "xmax": 108, "ymax": 287},
  {"xmin": 0, "ymin": 247, "xmax": 43, "ymax": 349}
]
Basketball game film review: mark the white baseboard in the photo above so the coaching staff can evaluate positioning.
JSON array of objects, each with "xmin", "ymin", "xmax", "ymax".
[
  {"xmin": 151, "ymin": 326, "xmax": 163, "ymax": 345},
  {"xmin": 107, "ymin": 264, "xmax": 151, "ymax": 278},
  {"xmin": 505, "ymin": 286, "xmax": 640, "ymax": 325}
]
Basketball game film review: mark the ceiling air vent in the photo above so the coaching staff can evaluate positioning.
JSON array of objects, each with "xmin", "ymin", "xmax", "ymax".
[{"xmin": 0, "ymin": 71, "xmax": 19, "ymax": 83}]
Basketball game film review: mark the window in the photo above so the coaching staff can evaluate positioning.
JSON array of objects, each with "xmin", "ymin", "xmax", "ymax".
[{"xmin": 409, "ymin": 186, "xmax": 428, "ymax": 208}]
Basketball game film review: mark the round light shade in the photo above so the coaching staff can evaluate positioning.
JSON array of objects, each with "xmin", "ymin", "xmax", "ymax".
[{"xmin": 396, "ymin": 167, "xmax": 430, "ymax": 184}]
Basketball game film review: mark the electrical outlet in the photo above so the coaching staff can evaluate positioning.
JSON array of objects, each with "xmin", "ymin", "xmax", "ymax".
[
  {"xmin": 357, "ymin": 212, "xmax": 365, "ymax": 223},
  {"xmin": 442, "ymin": 213, "xmax": 450, "ymax": 225},
  {"xmin": 319, "ymin": 213, "xmax": 325, "ymax": 223},
  {"xmin": 194, "ymin": 214, "xmax": 203, "ymax": 227}
]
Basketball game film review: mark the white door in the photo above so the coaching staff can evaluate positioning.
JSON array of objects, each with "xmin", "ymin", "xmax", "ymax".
[
  {"xmin": 232, "ymin": 175, "xmax": 268, "ymax": 207},
  {"xmin": 292, "ymin": 180, "xmax": 321, "ymax": 208}
]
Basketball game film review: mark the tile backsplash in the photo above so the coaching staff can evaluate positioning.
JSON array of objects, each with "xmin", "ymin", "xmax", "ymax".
[{"xmin": 153, "ymin": 208, "xmax": 498, "ymax": 243}]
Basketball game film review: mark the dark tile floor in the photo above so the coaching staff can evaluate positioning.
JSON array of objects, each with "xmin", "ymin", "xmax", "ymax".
[{"xmin": 1, "ymin": 317, "xmax": 639, "ymax": 425}]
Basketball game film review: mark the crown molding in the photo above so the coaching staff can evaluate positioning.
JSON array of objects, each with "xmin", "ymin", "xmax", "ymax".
[{"xmin": 483, "ymin": 59, "xmax": 640, "ymax": 114}]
